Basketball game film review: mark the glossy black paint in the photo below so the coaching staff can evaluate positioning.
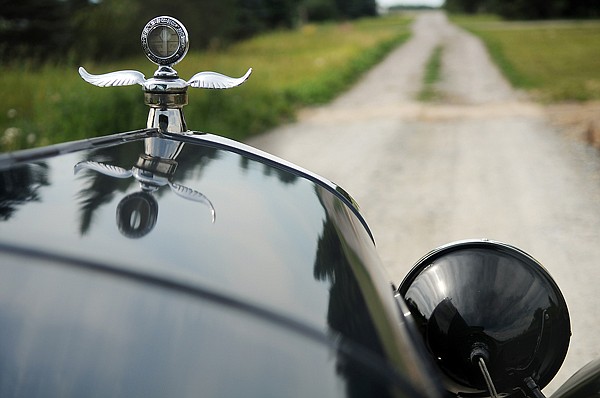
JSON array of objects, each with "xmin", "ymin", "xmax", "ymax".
[
  {"xmin": 398, "ymin": 240, "xmax": 571, "ymax": 397},
  {"xmin": 0, "ymin": 131, "xmax": 442, "ymax": 397}
]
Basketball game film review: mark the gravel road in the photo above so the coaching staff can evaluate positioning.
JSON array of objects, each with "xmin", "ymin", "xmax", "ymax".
[{"xmin": 247, "ymin": 11, "xmax": 600, "ymax": 394}]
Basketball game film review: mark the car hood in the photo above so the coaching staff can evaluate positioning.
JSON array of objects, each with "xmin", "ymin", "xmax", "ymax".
[{"xmin": 0, "ymin": 129, "xmax": 441, "ymax": 397}]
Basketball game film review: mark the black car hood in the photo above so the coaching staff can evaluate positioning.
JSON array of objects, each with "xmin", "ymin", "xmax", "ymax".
[
  {"xmin": 1, "ymin": 130, "xmax": 368, "ymax": 329},
  {"xmin": 0, "ymin": 130, "xmax": 441, "ymax": 397}
]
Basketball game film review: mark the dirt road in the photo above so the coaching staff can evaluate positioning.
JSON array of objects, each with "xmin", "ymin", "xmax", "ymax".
[{"xmin": 247, "ymin": 11, "xmax": 600, "ymax": 394}]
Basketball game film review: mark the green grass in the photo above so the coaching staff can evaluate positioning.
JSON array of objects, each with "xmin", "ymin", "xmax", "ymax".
[
  {"xmin": 0, "ymin": 15, "xmax": 411, "ymax": 152},
  {"xmin": 418, "ymin": 45, "xmax": 444, "ymax": 101},
  {"xmin": 451, "ymin": 15, "xmax": 600, "ymax": 102}
]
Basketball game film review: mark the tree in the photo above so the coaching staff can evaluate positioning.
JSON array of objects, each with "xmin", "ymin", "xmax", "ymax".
[
  {"xmin": 334, "ymin": 0, "xmax": 377, "ymax": 19},
  {"xmin": 445, "ymin": 0, "xmax": 600, "ymax": 19},
  {"xmin": 300, "ymin": 0, "xmax": 377, "ymax": 22},
  {"xmin": 302, "ymin": 0, "xmax": 339, "ymax": 21},
  {"xmin": 0, "ymin": 0, "xmax": 74, "ymax": 61}
]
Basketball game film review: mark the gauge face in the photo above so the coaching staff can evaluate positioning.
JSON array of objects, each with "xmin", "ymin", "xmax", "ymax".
[
  {"xmin": 148, "ymin": 26, "xmax": 179, "ymax": 58},
  {"xmin": 141, "ymin": 16, "xmax": 189, "ymax": 66}
]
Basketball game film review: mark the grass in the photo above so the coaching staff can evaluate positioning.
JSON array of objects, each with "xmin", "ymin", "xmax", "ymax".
[
  {"xmin": 0, "ymin": 15, "xmax": 411, "ymax": 152},
  {"xmin": 451, "ymin": 14, "xmax": 600, "ymax": 102},
  {"xmin": 418, "ymin": 45, "xmax": 444, "ymax": 101}
]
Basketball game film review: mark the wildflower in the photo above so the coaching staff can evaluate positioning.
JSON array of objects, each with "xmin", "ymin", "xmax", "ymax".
[{"xmin": 2, "ymin": 127, "xmax": 21, "ymax": 146}]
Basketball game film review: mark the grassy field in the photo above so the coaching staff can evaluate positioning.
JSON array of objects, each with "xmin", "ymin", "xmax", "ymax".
[
  {"xmin": 418, "ymin": 45, "xmax": 444, "ymax": 101},
  {"xmin": 451, "ymin": 15, "xmax": 600, "ymax": 102},
  {"xmin": 0, "ymin": 15, "xmax": 411, "ymax": 152}
]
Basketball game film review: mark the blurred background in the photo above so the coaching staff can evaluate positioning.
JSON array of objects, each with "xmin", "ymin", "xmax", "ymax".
[{"xmin": 0, "ymin": 0, "xmax": 599, "ymax": 152}]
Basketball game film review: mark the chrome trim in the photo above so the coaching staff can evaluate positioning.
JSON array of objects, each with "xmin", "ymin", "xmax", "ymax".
[
  {"xmin": 163, "ymin": 131, "xmax": 374, "ymax": 242},
  {"xmin": 78, "ymin": 67, "xmax": 145, "ymax": 87},
  {"xmin": 187, "ymin": 68, "xmax": 252, "ymax": 89},
  {"xmin": 141, "ymin": 16, "xmax": 189, "ymax": 67},
  {"xmin": 146, "ymin": 107, "xmax": 187, "ymax": 133}
]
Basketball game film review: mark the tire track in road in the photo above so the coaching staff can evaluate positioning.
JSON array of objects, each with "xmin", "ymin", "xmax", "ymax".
[{"xmin": 247, "ymin": 11, "xmax": 600, "ymax": 394}]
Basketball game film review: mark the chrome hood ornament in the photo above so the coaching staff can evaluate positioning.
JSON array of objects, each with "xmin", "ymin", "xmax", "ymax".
[
  {"xmin": 74, "ymin": 137, "xmax": 216, "ymax": 238},
  {"xmin": 78, "ymin": 16, "xmax": 252, "ymax": 134}
]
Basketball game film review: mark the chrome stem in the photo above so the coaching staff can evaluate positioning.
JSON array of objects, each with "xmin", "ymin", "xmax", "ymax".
[{"xmin": 146, "ymin": 106, "xmax": 187, "ymax": 133}]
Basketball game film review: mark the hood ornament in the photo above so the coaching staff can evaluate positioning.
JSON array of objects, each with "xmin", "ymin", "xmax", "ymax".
[
  {"xmin": 78, "ymin": 16, "xmax": 252, "ymax": 134},
  {"xmin": 74, "ymin": 137, "xmax": 216, "ymax": 238}
]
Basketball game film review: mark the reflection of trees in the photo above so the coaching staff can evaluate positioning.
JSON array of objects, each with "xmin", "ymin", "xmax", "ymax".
[
  {"xmin": 313, "ymin": 217, "xmax": 392, "ymax": 397},
  {"xmin": 0, "ymin": 163, "xmax": 49, "ymax": 221},
  {"xmin": 504, "ymin": 307, "xmax": 547, "ymax": 375},
  {"xmin": 76, "ymin": 143, "xmax": 141, "ymax": 234},
  {"xmin": 261, "ymin": 164, "xmax": 298, "ymax": 184},
  {"xmin": 77, "ymin": 137, "xmax": 301, "ymax": 236},
  {"xmin": 76, "ymin": 141, "xmax": 219, "ymax": 235},
  {"xmin": 238, "ymin": 156, "xmax": 298, "ymax": 185}
]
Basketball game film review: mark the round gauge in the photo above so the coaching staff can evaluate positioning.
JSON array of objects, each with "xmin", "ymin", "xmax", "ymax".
[
  {"xmin": 148, "ymin": 26, "xmax": 178, "ymax": 58},
  {"xmin": 141, "ymin": 16, "xmax": 189, "ymax": 66}
]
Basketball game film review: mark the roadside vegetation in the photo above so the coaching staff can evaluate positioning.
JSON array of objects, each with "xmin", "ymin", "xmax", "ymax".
[
  {"xmin": 0, "ymin": 15, "xmax": 411, "ymax": 152},
  {"xmin": 418, "ymin": 45, "xmax": 444, "ymax": 102},
  {"xmin": 451, "ymin": 15, "xmax": 600, "ymax": 102}
]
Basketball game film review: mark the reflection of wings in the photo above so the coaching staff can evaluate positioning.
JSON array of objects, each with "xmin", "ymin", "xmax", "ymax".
[
  {"xmin": 79, "ymin": 67, "xmax": 146, "ymax": 87},
  {"xmin": 187, "ymin": 68, "xmax": 252, "ymax": 89},
  {"xmin": 168, "ymin": 182, "xmax": 216, "ymax": 223},
  {"xmin": 74, "ymin": 161, "xmax": 133, "ymax": 178}
]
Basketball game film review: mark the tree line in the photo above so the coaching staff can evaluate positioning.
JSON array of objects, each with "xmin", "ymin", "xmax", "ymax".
[
  {"xmin": 0, "ymin": 0, "xmax": 377, "ymax": 64},
  {"xmin": 445, "ymin": 0, "xmax": 600, "ymax": 20}
]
